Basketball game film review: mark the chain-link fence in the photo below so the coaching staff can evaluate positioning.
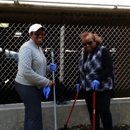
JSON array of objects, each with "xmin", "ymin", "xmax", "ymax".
[{"xmin": 0, "ymin": 5, "xmax": 130, "ymax": 104}]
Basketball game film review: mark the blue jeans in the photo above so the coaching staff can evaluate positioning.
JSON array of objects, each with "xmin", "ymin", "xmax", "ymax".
[{"xmin": 14, "ymin": 81, "xmax": 43, "ymax": 130}]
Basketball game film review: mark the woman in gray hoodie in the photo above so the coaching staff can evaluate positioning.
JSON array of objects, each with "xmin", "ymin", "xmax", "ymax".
[{"xmin": 14, "ymin": 23, "xmax": 56, "ymax": 130}]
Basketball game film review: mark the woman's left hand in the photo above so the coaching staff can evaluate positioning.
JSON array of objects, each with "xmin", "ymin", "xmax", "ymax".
[{"xmin": 49, "ymin": 63, "xmax": 57, "ymax": 71}]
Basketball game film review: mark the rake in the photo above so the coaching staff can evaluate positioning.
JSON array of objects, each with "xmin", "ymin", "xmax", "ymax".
[{"xmin": 58, "ymin": 90, "xmax": 80, "ymax": 130}]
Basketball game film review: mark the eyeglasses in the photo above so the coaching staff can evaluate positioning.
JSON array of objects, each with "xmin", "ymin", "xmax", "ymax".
[
  {"xmin": 82, "ymin": 41, "xmax": 93, "ymax": 46},
  {"xmin": 33, "ymin": 32, "xmax": 45, "ymax": 37}
]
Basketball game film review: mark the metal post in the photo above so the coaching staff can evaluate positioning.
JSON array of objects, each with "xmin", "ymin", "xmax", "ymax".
[{"xmin": 60, "ymin": 25, "xmax": 65, "ymax": 82}]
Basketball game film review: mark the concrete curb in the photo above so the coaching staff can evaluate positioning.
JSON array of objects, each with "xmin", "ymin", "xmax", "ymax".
[{"xmin": 0, "ymin": 98, "xmax": 130, "ymax": 130}]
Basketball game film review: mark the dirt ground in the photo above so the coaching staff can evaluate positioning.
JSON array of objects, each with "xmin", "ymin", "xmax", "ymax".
[{"xmin": 68, "ymin": 124, "xmax": 130, "ymax": 130}]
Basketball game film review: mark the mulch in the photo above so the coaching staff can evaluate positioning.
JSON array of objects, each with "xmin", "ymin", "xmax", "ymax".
[{"xmin": 67, "ymin": 124, "xmax": 130, "ymax": 130}]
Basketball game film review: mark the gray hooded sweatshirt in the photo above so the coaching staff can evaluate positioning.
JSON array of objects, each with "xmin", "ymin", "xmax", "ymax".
[{"xmin": 15, "ymin": 39, "xmax": 50, "ymax": 89}]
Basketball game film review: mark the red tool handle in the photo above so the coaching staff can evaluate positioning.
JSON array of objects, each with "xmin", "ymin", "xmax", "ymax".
[
  {"xmin": 92, "ymin": 92, "xmax": 96, "ymax": 130},
  {"xmin": 65, "ymin": 90, "xmax": 80, "ymax": 126}
]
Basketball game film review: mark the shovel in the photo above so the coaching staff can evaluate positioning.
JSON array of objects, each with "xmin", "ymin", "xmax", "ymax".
[
  {"xmin": 92, "ymin": 92, "xmax": 96, "ymax": 130},
  {"xmin": 51, "ymin": 50, "xmax": 57, "ymax": 130}
]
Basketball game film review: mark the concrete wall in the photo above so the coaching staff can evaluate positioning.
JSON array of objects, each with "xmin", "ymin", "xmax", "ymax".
[{"xmin": 0, "ymin": 98, "xmax": 130, "ymax": 130}]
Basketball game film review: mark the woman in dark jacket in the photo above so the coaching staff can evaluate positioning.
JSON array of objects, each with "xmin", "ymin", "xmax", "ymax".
[{"xmin": 77, "ymin": 32, "xmax": 113, "ymax": 130}]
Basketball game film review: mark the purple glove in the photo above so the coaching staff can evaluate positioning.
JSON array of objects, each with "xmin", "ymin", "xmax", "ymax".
[
  {"xmin": 43, "ymin": 86, "xmax": 51, "ymax": 99},
  {"xmin": 91, "ymin": 80, "xmax": 100, "ymax": 91},
  {"xmin": 76, "ymin": 84, "xmax": 80, "ymax": 92},
  {"xmin": 49, "ymin": 63, "xmax": 57, "ymax": 71}
]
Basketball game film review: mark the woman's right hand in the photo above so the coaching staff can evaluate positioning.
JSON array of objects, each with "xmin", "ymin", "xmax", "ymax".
[{"xmin": 47, "ymin": 80, "xmax": 55, "ymax": 87}]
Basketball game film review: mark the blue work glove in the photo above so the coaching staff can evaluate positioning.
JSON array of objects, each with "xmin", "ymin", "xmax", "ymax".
[
  {"xmin": 43, "ymin": 86, "xmax": 51, "ymax": 99},
  {"xmin": 91, "ymin": 80, "xmax": 100, "ymax": 91},
  {"xmin": 49, "ymin": 63, "xmax": 57, "ymax": 71},
  {"xmin": 76, "ymin": 84, "xmax": 80, "ymax": 92}
]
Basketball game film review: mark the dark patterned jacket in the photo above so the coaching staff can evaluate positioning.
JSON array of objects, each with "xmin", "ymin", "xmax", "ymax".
[{"xmin": 79, "ymin": 45, "xmax": 113, "ymax": 91}]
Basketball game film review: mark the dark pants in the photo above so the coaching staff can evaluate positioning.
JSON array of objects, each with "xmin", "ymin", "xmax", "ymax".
[
  {"xmin": 14, "ymin": 81, "xmax": 43, "ymax": 130},
  {"xmin": 85, "ymin": 90, "xmax": 113, "ymax": 130}
]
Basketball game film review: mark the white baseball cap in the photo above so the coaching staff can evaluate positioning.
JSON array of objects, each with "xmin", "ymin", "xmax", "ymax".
[{"xmin": 28, "ymin": 23, "xmax": 44, "ymax": 34}]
